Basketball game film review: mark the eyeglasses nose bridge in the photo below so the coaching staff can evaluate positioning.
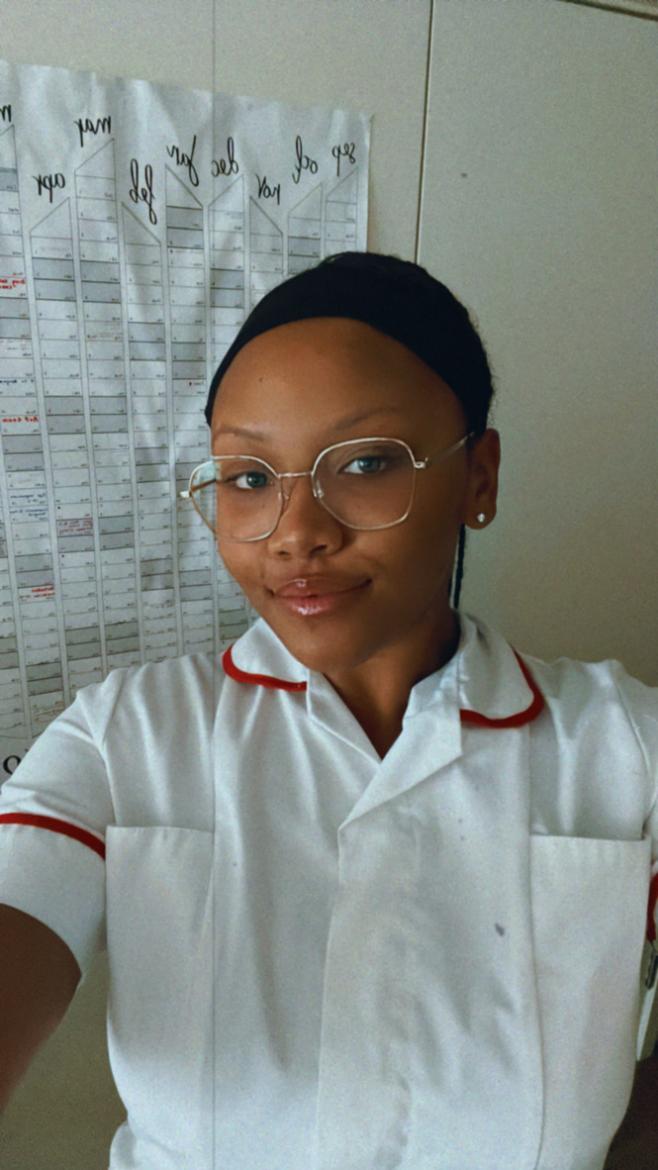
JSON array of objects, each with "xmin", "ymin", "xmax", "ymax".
[{"xmin": 277, "ymin": 468, "xmax": 325, "ymax": 508}]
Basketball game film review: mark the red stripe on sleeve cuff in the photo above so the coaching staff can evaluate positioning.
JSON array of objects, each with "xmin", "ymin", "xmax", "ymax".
[{"xmin": 0, "ymin": 813, "xmax": 106, "ymax": 859}]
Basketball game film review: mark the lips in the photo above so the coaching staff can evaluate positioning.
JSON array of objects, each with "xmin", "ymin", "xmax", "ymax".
[
  {"xmin": 272, "ymin": 579, "xmax": 371, "ymax": 618},
  {"xmin": 273, "ymin": 577, "xmax": 370, "ymax": 598}
]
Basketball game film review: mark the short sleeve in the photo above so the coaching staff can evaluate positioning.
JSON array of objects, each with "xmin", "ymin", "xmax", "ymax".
[
  {"xmin": 609, "ymin": 661, "xmax": 658, "ymax": 943},
  {"xmin": 0, "ymin": 674, "xmax": 121, "ymax": 979}
]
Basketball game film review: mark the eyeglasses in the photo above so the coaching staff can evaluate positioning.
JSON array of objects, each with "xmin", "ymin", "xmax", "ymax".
[{"xmin": 179, "ymin": 432, "xmax": 475, "ymax": 542}]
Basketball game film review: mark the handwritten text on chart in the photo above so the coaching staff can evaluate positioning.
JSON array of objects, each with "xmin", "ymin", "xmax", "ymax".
[{"xmin": 0, "ymin": 56, "xmax": 368, "ymax": 752}]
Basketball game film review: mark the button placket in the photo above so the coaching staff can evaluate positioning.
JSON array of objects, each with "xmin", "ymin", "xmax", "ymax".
[{"xmin": 314, "ymin": 810, "xmax": 416, "ymax": 1169}]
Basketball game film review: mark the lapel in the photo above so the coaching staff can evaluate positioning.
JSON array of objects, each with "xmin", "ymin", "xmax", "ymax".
[{"xmin": 224, "ymin": 612, "xmax": 544, "ymax": 823}]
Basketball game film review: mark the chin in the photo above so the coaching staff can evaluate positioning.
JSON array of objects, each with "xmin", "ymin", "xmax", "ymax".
[{"xmin": 263, "ymin": 606, "xmax": 367, "ymax": 673}]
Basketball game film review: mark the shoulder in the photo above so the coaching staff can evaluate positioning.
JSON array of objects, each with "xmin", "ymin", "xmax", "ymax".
[
  {"xmin": 519, "ymin": 644, "xmax": 656, "ymax": 717},
  {"xmin": 461, "ymin": 611, "xmax": 655, "ymax": 771},
  {"xmin": 71, "ymin": 650, "xmax": 225, "ymax": 747},
  {"xmin": 518, "ymin": 644, "xmax": 657, "ymax": 774}
]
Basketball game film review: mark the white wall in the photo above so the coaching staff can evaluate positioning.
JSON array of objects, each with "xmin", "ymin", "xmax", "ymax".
[
  {"xmin": 423, "ymin": 0, "xmax": 658, "ymax": 678},
  {"xmin": 1, "ymin": 1, "xmax": 656, "ymax": 1165}
]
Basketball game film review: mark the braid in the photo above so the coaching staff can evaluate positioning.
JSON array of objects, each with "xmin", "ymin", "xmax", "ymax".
[{"xmin": 452, "ymin": 524, "xmax": 467, "ymax": 609}]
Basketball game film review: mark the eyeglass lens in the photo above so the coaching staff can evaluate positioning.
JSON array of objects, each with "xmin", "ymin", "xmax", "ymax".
[{"xmin": 190, "ymin": 440, "xmax": 415, "ymax": 539}]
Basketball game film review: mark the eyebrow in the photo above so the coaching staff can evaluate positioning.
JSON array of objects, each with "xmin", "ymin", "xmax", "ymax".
[{"xmin": 212, "ymin": 406, "xmax": 407, "ymax": 442}]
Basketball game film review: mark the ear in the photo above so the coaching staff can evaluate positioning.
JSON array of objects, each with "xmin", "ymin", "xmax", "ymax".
[{"xmin": 463, "ymin": 428, "xmax": 500, "ymax": 529}]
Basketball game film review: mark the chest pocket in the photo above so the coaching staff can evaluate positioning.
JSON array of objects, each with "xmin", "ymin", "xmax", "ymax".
[
  {"xmin": 530, "ymin": 833, "xmax": 651, "ymax": 1170},
  {"xmin": 105, "ymin": 826, "xmax": 215, "ymax": 1166}
]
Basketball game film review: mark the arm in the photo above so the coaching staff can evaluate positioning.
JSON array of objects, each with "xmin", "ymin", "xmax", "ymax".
[
  {"xmin": 603, "ymin": 1054, "xmax": 658, "ymax": 1169},
  {"xmin": 0, "ymin": 904, "xmax": 81, "ymax": 1114}
]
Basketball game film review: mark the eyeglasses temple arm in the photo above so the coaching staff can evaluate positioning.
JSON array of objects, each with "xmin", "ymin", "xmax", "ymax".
[{"xmin": 418, "ymin": 430, "xmax": 477, "ymax": 469}]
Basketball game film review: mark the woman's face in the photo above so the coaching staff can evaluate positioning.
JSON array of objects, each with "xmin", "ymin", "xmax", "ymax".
[{"xmin": 210, "ymin": 316, "xmax": 499, "ymax": 675}]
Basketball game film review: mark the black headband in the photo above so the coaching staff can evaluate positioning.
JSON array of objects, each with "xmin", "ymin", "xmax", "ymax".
[{"xmin": 204, "ymin": 253, "xmax": 489, "ymax": 432}]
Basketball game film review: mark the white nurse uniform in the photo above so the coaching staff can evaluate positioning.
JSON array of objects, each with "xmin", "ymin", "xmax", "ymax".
[{"xmin": 0, "ymin": 611, "xmax": 656, "ymax": 1170}]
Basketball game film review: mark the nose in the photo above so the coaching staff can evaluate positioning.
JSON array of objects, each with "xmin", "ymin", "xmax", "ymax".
[{"xmin": 267, "ymin": 473, "xmax": 344, "ymax": 553}]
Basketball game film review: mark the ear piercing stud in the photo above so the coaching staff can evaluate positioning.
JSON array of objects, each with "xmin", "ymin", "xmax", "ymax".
[{"xmin": 476, "ymin": 513, "xmax": 486, "ymax": 524}]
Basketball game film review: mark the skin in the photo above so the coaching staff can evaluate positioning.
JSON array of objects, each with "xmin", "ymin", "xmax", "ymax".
[{"xmin": 211, "ymin": 316, "xmax": 500, "ymax": 757}]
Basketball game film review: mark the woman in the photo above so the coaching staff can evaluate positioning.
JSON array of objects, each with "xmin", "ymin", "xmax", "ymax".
[{"xmin": 0, "ymin": 251, "xmax": 656, "ymax": 1169}]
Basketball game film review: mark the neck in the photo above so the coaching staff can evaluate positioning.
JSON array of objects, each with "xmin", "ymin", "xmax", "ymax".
[{"xmin": 323, "ymin": 606, "xmax": 461, "ymax": 755}]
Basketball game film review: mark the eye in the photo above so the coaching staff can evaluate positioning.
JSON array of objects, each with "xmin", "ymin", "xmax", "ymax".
[
  {"xmin": 340, "ymin": 453, "xmax": 389, "ymax": 475},
  {"xmin": 223, "ymin": 470, "xmax": 271, "ymax": 491}
]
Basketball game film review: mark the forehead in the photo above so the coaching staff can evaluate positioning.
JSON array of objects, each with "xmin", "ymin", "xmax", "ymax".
[
  {"xmin": 223, "ymin": 316, "xmax": 418, "ymax": 376},
  {"xmin": 213, "ymin": 317, "xmax": 461, "ymax": 417}
]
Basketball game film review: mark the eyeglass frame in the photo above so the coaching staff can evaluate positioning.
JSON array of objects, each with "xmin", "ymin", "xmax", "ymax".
[{"xmin": 179, "ymin": 430, "xmax": 477, "ymax": 542}]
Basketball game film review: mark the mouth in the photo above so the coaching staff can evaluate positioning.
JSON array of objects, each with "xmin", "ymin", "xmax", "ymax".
[{"xmin": 270, "ymin": 579, "xmax": 371, "ymax": 617}]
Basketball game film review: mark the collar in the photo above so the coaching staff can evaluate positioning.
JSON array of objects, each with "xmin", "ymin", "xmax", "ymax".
[{"xmin": 222, "ymin": 611, "xmax": 544, "ymax": 730}]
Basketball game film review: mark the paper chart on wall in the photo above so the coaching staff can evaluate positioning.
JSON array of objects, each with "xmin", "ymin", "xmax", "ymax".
[{"xmin": 0, "ymin": 58, "xmax": 370, "ymax": 778}]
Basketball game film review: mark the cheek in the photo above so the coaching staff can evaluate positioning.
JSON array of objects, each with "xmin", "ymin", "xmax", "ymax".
[
  {"xmin": 386, "ymin": 502, "xmax": 462, "ymax": 606},
  {"xmin": 358, "ymin": 520, "xmax": 458, "ymax": 620},
  {"xmin": 215, "ymin": 540, "xmax": 259, "ymax": 592},
  {"xmin": 396, "ymin": 490, "xmax": 462, "ymax": 563}
]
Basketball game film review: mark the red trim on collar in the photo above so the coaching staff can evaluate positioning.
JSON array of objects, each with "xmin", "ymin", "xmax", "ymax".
[
  {"xmin": 223, "ymin": 643, "xmax": 545, "ymax": 727},
  {"xmin": 459, "ymin": 652, "xmax": 545, "ymax": 728},
  {"xmin": 0, "ymin": 813, "xmax": 106, "ymax": 859},
  {"xmin": 222, "ymin": 644, "xmax": 307, "ymax": 691}
]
